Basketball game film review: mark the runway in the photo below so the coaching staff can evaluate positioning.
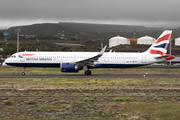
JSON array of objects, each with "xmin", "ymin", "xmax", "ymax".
[{"xmin": 1, "ymin": 74, "xmax": 180, "ymax": 78}]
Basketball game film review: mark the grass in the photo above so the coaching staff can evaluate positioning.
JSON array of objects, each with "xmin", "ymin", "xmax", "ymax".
[
  {"xmin": 0, "ymin": 67, "xmax": 180, "ymax": 119},
  {"xmin": 126, "ymin": 103, "xmax": 180, "ymax": 120},
  {"xmin": 1, "ymin": 99, "xmax": 180, "ymax": 120},
  {"xmin": 0, "ymin": 67, "xmax": 180, "ymax": 75},
  {"xmin": 0, "ymin": 77, "xmax": 180, "ymax": 87}
]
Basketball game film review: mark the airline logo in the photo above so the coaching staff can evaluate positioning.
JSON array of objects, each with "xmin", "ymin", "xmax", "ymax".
[
  {"xmin": 18, "ymin": 54, "xmax": 35, "ymax": 58},
  {"xmin": 148, "ymin": 31, "xmax": 171, "ymax": 56}
]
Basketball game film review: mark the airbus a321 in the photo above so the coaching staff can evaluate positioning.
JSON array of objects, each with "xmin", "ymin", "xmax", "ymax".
[{"xmin": 5, "ymin": 30, "xmax": 174, "ymax": 75}]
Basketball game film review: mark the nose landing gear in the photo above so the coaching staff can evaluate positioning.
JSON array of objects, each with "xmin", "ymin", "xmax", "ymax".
[{"xmin": 21, "ymin": 67, "xmax": 26, "ymax": 75}]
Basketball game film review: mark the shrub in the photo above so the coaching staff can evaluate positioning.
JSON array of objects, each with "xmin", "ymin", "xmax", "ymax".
[
  {"xmin": 83, "ymin": 97, "xmax": 89, "ymax": 102},
  {"xmin": 51, "ymin": 102, "xmax": 55, "ymax": 105},
  {"xmin": 27, "ymin": 100, "xmax": 36, "ymax": 105},
  {"xmin": 3, "ymin": 100, "xmax": 13, "ymax": 105},
  {"xmin": 93, "ymin": 96, "xmax": 97, "ymax": 99},
  {"xmin": 153, "ymin": 97, "xmax": 158, "ymax": 101},
  {"xmin": 114, "ymin": 97, "xmax": 131, "ymax": 102},
  {"xmin": 60, "ymin": 100, "xmax": 65, "ymax": 104},
  {"xmin": 59, "ymin": 111, "xmax": 69, "ymax": 116},
  {"xmin": 126, "ymin": 97, "xmax": 131, "ymax": 101},
  {"xmin": 115, "ymin": 97, "xmax": 124, "ymax": 102}
]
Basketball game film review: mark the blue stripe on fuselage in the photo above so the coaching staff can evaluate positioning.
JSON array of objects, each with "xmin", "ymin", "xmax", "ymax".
[
  {"xmin": 6, "ymin": 63, "xmax": 60, "ymax": 67},
  {"xmin": 6, "ymin": 63, "xmax": 146, "ymax": 68},
  {"xmin": 94, "ymin": 64, "xmax": 145, "ymax": 68}
]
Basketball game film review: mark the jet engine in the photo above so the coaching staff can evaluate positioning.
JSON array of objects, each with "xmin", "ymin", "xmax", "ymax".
[{"xmin": 61, "ymin": 63, "xmax": 78, "ymax": 72}]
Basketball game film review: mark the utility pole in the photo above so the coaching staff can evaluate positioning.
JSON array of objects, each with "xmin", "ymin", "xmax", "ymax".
[
  {"xmin": 15, "ymin": 28, "xmax": 21, "ymax": 52},
  {"xmin": 101, "ymin": 43, "xmax": 103, "ymax": 50},
  {"xmin": 5, "ymin": 27, "xmax": 7, "ymax": 42},
  {"xmin": 170, "ymin": 38, "xmax": 172, "ymax": 66}
]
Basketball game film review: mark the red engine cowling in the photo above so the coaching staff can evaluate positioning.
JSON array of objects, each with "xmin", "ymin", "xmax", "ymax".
[{"xmin": 166, "ymin": 55, "xmax": 174, "ymax": 60}]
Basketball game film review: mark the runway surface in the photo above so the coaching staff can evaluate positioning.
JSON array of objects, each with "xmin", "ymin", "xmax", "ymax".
[{"xmin": 1, "ymin": 74, "xmax": 180, "ymax": 78}]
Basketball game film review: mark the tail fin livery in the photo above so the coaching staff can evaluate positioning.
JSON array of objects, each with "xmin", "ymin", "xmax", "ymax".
[{"xmin": 147, "ymin": 30, "xmax": 172, "ymax": 56}]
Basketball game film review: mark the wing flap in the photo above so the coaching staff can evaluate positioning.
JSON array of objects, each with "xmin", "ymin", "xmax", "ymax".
[{"xmin": 75, "ymin": 45, "xmax": 107, "ymax": 67}]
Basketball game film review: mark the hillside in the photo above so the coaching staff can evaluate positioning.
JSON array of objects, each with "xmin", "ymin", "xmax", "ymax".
[
  {"xmin": 1, "ymin": 22, "xmax": 180, "ymax": 40},
  {"xmin": 7, "ymin": 23, "xmax": 72, "ymax": 36},
  {"xmin": 59, "ymin": 22, "xmax": 149, "ymax": 32},
  {"xmin": 2, "ymin": 23, "xmax": 164, "ymax": 39}
]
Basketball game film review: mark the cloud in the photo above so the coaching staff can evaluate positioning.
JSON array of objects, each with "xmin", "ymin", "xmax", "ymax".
[{"xmin": 0, "ymin": 0, "xmax": 180, "ymax": 28}]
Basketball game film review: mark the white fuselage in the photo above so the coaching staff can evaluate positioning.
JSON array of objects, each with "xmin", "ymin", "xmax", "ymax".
[{"xmin": 5, "ymin": 51, "xmax": 164, "ymax": 68}]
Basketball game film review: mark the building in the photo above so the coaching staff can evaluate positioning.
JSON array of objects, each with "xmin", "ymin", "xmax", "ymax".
[
  {"xmin": 175, "ymin": 37, "xmax": 180, "ymax": 46},
  {"xmin": 137, "ymin": 36, "xmax": 155, "ymax": 45},
  {"xmin": 109, "ymin": 36, "xmax": 130, "ymax": 48}
]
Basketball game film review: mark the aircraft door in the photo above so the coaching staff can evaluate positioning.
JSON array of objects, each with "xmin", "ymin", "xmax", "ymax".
[
  {"xmin": 104, "ymin": 55, "xmax": 109, "ymax": 62},
  {"xmin": 20, "ymin": 57, "xmax": 25, "ymax": 62},
  {"xmin": 141, "ymin": 54, "xmax": 146, "ymax": 63},
  {"xmin": 73, "ymin": 55, "xmax": 77, "ymax": 62}
]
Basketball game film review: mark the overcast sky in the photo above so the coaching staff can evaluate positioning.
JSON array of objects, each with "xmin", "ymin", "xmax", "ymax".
[{"xmin": 0, "ymin": 0, "xmax": 179, "ymax": 29}]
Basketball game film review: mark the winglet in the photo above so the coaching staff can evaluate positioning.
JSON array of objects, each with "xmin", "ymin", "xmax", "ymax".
[{"xmin": 99, "ymin": 45, "xmax": 107, "ymax": 56}]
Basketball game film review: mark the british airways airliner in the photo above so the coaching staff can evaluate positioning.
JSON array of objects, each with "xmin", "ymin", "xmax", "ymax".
[{"xmin": 5, "ymin": 30, "xmax": 174, "ymax": 75}]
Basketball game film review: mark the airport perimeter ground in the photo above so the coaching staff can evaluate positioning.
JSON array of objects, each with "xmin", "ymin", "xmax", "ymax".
[{"xmin": 0, "ymin": 66, "xmax": 180, "ymax": 120}]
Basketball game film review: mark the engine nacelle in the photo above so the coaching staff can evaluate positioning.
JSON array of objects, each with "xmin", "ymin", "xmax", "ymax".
[
  {"xmin": 61, "ymin": 63, "xmax": 78, "ymax": 72},
  {"xmin": 166, "ymin": 55, "xmax": 174, "ymax": 60}
]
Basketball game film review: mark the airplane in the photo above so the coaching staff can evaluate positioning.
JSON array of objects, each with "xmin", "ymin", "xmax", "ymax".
[{"xmin": 4, "ymin": 30, "xmax": 174, "ymax": 75}]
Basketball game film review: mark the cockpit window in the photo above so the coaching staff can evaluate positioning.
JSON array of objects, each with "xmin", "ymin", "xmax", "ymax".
[{"xmin": 11, "ymin": 55, "xmax": 16, "ymax": 58}]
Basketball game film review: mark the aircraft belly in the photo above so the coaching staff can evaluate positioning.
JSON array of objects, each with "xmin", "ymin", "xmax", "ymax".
[{"xmin": 94, "ymin": 63, "xmax": 146, "ymax": 68}]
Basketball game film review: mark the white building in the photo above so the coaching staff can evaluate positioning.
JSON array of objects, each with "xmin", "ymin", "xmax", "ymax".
[
  {"xmin": 137, "ymin": 36, "xmax": 155, "ymax": 45},
  {"xmin": 109, "ymin": 36, "xmax": 130, "ymax": 48},
  {"xmin": 175, "ymin": 37, "xmax": 180, "ymax": 46}
]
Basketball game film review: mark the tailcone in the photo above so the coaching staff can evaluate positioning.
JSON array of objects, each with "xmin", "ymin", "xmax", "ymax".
[{"xmin": 166, "ymin": 55, "xmax": 174, "ymax": 60}]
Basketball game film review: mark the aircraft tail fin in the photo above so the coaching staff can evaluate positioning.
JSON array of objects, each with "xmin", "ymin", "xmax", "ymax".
[{"xmin": 146, "ymin": 30, "xmax": 172, "ymax": 56}]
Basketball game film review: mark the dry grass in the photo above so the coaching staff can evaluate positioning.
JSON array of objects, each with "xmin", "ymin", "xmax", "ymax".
[{"xmin": 0, "ymin": 67, "xmax": 180, "ymax": 119}]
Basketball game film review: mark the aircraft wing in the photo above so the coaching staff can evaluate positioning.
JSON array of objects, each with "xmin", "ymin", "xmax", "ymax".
[{"xmin": 75, "ymin": 46, "xmax": 107, "ymax": 67}]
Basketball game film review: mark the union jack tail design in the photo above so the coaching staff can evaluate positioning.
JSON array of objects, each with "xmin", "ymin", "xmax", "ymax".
[{"xmin": 147, "ymin": 30, "xmax": 172, "ymax": 56}]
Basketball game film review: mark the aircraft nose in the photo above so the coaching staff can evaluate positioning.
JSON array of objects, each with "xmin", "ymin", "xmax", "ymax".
[
  {"xmin": 2, "ymin": 58, "xmax": 10, "ymax": 66},
  {"xmin": 5, "ymin": 58, "xmax": 10, "ymax": 63}
]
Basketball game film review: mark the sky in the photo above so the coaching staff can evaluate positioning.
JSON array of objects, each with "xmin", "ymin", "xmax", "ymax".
[{"xmin": 0, "ymin": 0, "xmax": 180, "ymax": 29}]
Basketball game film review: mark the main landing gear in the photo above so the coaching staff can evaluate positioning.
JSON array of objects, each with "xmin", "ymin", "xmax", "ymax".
[
  {"xmin": 21, "ymin": 67, "xmax": 26, "ymax": 76},
  {"xmin": 83, "ymin": 66, "xmax": 92, "ymax": 75},
  {"xmin": 84, "ymin": 70, "xmax": 91, "ymax": 75}
]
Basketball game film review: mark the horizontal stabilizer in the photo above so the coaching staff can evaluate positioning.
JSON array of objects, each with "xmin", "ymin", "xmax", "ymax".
[{"xmin": 155, "ymin": 54, "xmax": 174, "ymax": 60}]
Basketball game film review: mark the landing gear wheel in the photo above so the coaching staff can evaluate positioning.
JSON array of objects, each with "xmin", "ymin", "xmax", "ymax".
[
  {"xmin": 21, "ymin": 72, "xmax": 25, "ymax": 76},
  {"xmin": 22, "ymin": 67, "xmax": 26, "ymax": 76},
  {"xmin": 85, "ymin": 70, "xmax": 91, "ymax": 75}
]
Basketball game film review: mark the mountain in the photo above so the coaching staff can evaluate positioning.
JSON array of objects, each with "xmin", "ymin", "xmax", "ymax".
[
  {"xmin": 5, "ymin": 22, "xmax": 162, "ymax": 35},
  {"xmin": 2, "ymin": 22, "xmax": 180, "ymax": 40},
  {"xmin": 59, "ymin": 22, "xmax": 149, "ymax": 33},
  {"xmin": 7, "ymin": 23, "xmax": 66, "ymax": 36}
]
